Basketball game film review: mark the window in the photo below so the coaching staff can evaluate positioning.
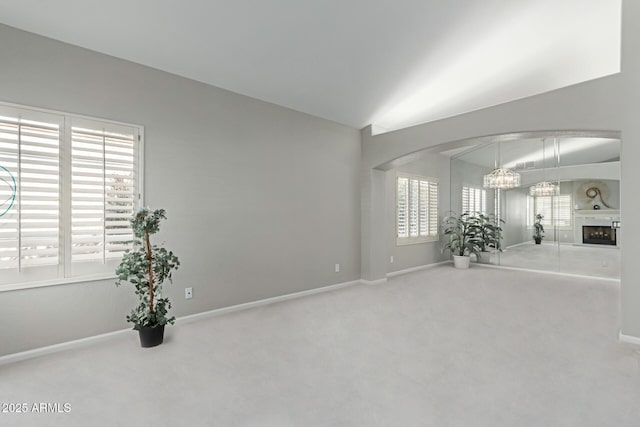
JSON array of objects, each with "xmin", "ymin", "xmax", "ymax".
[
  {"xmin": 554, "ymin": 194, "xmax": 572, "ymax": 228},
  {"xmin": 527, "ymin": 194, "xmax": 572, "ymax": 229},
  {"xmin": 526, "ymin": 195, "xmax": 534, "ymax": 228},
  {"xmin": 396, "ymin": 173, "xmax": 438, "ymax": 244},
  {"xmin": 0, "ymin": 103, "xmax": 143, "ymax": 287},
  {"xmin": 462, "ymin": 186, "xmax": 486, "ymax": 215}
]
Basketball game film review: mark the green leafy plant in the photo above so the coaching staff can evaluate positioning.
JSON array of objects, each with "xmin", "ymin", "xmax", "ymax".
[
  {"xmin": 475, "ymin": 212, "xmax": 504, "ymax": 252},
  {"xmin": 533, "ymin": 213, "xmax": 545, "ymax": 243},
  {"xmin": 116, "ymin": 208, "xmax": 180, "ymax": 330},
  {"xmin": 442, "ymin": 212, "xmax": 482, "ymax": 257}
]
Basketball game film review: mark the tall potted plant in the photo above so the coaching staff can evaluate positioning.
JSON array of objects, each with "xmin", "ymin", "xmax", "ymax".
[
  {"xmin": 533, "ymin": 213, "xmax": 545, "ymax": 244},
  {"xmin": 116, "ymin": 208, "xmax": 180, "ymax": 347},
  {"xmin": 475, "ymin": 212, "xmax": 504, "ymax": 263},
  {"xmin": 442, "ymin": 212, "xmax": 482, "ymax": 269}
]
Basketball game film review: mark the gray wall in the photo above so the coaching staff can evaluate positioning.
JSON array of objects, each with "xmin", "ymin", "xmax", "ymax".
[
  {"xmin": 361, "ymin": 0, "xmax": 640, "ymax": 338},
  {"xmin": 0, "ymin": 25, "xmax": 361, "ymax": 356},
  {"xmin": 386, "ymin": 155, "xmax": 450, "ymax": 273}
]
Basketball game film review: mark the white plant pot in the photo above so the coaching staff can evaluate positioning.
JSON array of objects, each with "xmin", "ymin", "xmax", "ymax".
[
  {"xmin": 477, "ymin": 251, "xmax": 491, "ymax": 264},
  {"xmin": 453, "ymin": 255, "xmax": 471, "ymax": 269}
]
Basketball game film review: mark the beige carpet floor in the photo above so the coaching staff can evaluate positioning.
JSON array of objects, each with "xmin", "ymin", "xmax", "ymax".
[{"xmin": 1, "ymin": 265, "xmax": 638, "ymax": 426}]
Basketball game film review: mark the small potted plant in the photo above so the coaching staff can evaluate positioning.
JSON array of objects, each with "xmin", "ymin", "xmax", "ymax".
[
  {"xmin": 475, "ymin": 212, "xmax": 504, "ymax": 263},
  {"xmin": 442, "ymin": 212, "xmax": 482, "ymax": 269},
  {"xmin": 116, "ymin": 208, "xmax": 180, "ymax": 347},
  {"xmin": 533, "ymin": 213, "xmax": 545, "ymax": 244}
]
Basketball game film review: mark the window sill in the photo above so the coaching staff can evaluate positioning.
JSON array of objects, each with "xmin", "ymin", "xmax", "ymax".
[
  {"xmin": 0, "ymin": 274, "xmax": 117, "ymax": 293},
  {"xmin": 396, "ymin": 237, "xmax": 439, "ymax": 246}
]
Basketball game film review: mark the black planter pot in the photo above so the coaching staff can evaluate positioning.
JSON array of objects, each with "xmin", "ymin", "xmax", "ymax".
[
  {"xmin": 534, "ymin": 238, "xmax": 542, "ymax": 245},
  {"xmin": 138, "ymin": 325, "xmax": 165, "ymax": 348}
]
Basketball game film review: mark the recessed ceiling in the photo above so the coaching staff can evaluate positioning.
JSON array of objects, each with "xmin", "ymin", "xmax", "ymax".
[{"xmin": 0, "ymin": 0, "xmax": 621, "ymax": 133}]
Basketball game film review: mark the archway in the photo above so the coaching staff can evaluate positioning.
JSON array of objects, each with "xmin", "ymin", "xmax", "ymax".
[{"xmin": 362, "ymin": 130, "xmax": 621, "ymax": 282}]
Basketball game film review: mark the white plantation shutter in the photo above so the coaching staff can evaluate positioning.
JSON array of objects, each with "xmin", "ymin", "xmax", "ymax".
[
  {"xmin": 409, "ymin": 178, "xmax": 419, "ymax": 237},
  {"xmin": 0, "ymin": 102, "xmax": 142, "ymax": 287},
  {"xmin": 0, "ymin": 110, "xmax": 62, "ymax": 276},
  {"xmin": 530, "ymin": 194, "xmax": 572, "ymax": 230},
  {"xmin": 71, "ymin": 122, "xmax": 138, "ymax": 265},
  {"xmin": 0, "ymin": 116, "xmax": 24, "ymax": 270},
  {"xmin": 462, "ymin": 186, "xmax": 486, "ymax": 214},
  {"xmin": 428, "ymin": 181, "xmax": 438, "ymax": 236},
  {"xmin": 397, "ymin": 177, "xmax": 408, "ymax": 238},
  {"xmin": 419, "ymin": 180, "xmax": 428, "ymax": 236},
  {"xmin": 462, "ymin": 186, "xmax": 470, "ymax": 213},
  {"xmin": 554, "ymin": 194, "xmax": 572, "ymax": 228},
  {"xmin": 18, "ymin": 119, "xmax": 61, "ymax": 268},
  {"xmin": 535, "ymin": 196, "xmax": 553, "ymax": 227},
  {"xmin": 397, "ymin": 173, "xmax": 438, "ymax": 244}
]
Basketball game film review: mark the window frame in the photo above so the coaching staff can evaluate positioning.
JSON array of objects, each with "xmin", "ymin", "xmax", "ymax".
[
  {"xmin": 0, "ymin": 101, "xmax": 144, "ymax": 292},
  {"xmin": 396, "ymin": 172, "xmax": 439, "ymax": 246}
]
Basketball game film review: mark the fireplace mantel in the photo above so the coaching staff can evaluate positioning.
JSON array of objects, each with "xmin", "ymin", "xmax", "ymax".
[
  {"xmin": 573, "ymin": 210, "xmax": 620, "ymax": 247},
  {"xmin": 574, "ymin": 209, "xmax": 620, "ymax": 217}
]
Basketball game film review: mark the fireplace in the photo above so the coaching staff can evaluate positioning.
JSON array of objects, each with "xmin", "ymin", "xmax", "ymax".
[{"xmin": 582, "ymin": 226, "xmax": 616, "ymax": 245}]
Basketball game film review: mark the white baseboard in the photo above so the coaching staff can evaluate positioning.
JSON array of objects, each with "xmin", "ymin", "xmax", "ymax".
[
  {"xmin": 387, "ymin": 261, "xmax": 450, "ymax": 278},
  {"xmin": 360, "ymin": 278, "xmax": 388, "ymax": 286},
  {"xmin": 619, "ymin": 331, "xmax": 640, "ymax": 345},
  {"xmin": 0, "ymin": 328, "xmax": 131, "ymax": 366},
  {"xmin": 473, "ymin": 262, "xmax": 621, "ymax": 283},
  {"xmin": 0, "ymin": 278, "xmax": 362, "ymax": 366},
  {"xmin": 178, "ymin": 279, "xmax": 361, "ymax": 325},
  {"xmin": 504, "ymin": 241, "xmax": 531, "ymax": 249}
]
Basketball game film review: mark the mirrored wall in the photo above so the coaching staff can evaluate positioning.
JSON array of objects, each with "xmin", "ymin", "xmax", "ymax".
[{"xmin": 449, "ymin": 135, "xmax": 620, "ymax": 278}]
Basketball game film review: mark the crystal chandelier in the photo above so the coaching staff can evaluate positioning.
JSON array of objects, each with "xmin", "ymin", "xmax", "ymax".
[
  {"xmin": 483, "ymin": 168, "xmax": 521, "ymax": 189},
  {"xmin": 483, "ymin": 141, "xmax": 521, "ymax": 190},
  {"xmin": 528, "ymin": 138, "xmax": 558, "ymax": 197},
  {"xmin": 529, "ymin": 181, "xmax": 559, "ymax": 197}
]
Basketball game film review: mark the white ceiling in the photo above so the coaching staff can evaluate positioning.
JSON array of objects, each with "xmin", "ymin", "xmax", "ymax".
[{"xmin": 0, "ymin": 0, "xmax": 621, "ymax": 133}]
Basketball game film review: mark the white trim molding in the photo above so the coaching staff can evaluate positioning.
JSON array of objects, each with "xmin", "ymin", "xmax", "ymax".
[
  {"xmin": 0, "ymin": 278, "xmax": 362, "ymax": 366},
  {"xmin": 387, "ymin": 261, "xmax": 450, "ymax": 278},
  {"xmin": 0, "ymin": 328, "xmax": 131, "ymax": 367},
  {"xmin": 0, "ymin": 274, "xmax": 117, "ymax": 293},
  {"xmin": 474, "ymin": 262, "xmax": 621, "ymax": 283},
  {"xmin": 619, "ymin": 331, "xmax": 640, "ymax": 346},
  {"xmin": 361, "ymin": 278, "xmax": 388, "ymax": 286}
]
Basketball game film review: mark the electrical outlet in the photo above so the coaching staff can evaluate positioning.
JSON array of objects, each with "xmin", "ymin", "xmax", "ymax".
[
  {"xmin": 390, "ymin": 255, "xmax": 394, "ymax": 263},
  {"xmin": 335, "ymin": 263, "xmax": 340, "ymax": 273},
  {"xmin": 185, "ymin": 287, "xmax": 193, "ymax": 299}
]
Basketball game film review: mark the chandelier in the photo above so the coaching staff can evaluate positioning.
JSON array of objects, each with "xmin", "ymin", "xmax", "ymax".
[
  {"xmin": 529, "ymin": 181, "xmax": 559, "ymax": 197},
  {"xmin": 528, "ymin": 138, "xmax": 558, "ymax": 197},
  {"xmin": 483, "ymin": 168, "xmax": 521, "ymax": 189},
  {"xmin": 483, "ymin": 141, "xmax": 521, "ymax": 190}
]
